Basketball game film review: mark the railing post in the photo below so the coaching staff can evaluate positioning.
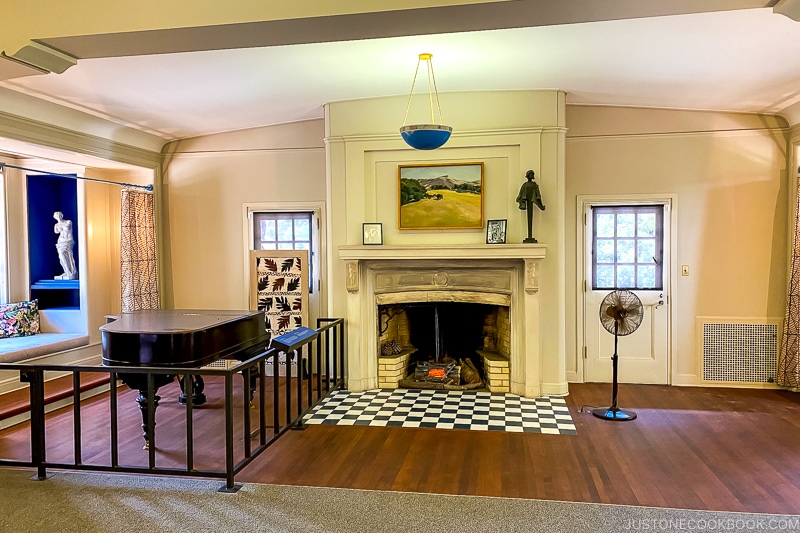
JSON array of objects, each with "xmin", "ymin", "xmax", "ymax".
[
  {"xmin": 338, "ymin": 320, "xmax": 345, "ymax": 388},
  {"xmin": 242, "ymin": 366, "xmax": 252, "ymax": 458},
  {"xmin": 296, "ymin": 348, "xmax": 305, "ymax": 427},
  {"xmin": 273, "ymin": 351, "xmax": 280, "ymax": 437},
  {"xmin": 259, "ymin": 358, "xmax": 267, "ymax": 445},
  {"xmin": 219, "ymin": 372, "xmax": 241, "ymax": 493},
  {"xmin": 184, "ymin": 372, "xmax": 195, "ymax": 472},
  {"xmin": 285, "ymin": 351, "xmax": 293, "ymax": 429},
  {"xmin": 72, "ymin": 371, "xmax": 82, "ymax": 465},
  {"xmin": 332, "ymin": 326, "xmax": 339, "ymax": 389},
  {"xmin": 109, "ymin": 371, "xmax": 119, "ymax": 468},
  {"xmin": 21, "ymin": 369, "xmax": 48, "ymax": 480},
  {"xmin": 314, "ymin": 335, "xmax": 321, "ymax": 400}
]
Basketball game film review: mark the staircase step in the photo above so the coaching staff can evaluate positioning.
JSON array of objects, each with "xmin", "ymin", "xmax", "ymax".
[{"xmin": 0, "ymin": 372, "xmax": 110, "ymax": 421}]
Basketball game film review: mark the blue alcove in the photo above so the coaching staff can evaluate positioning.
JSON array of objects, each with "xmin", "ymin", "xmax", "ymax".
[{"xmin": 27, "ymin": 174, "xmax": 80, "ymax": 309}]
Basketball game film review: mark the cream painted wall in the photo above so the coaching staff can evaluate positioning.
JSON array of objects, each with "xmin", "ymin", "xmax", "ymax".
[
  {"xmin": 3, "ymin": 162, "xmax": 31, "ymax": 305},
  {"xmin": 160, "ymin": 119, "xmax": 326, "ymax": 310},
  {"xmin": 326, "ymin": 90, "xmax": 568, "ymax": 395},
  {"xmin": 83, "ymin": 167, "xmax": 153, "ymax": 341},
  {"xmin": 565, "ymin": 105, "xmax": 789, "ymax": 386}
]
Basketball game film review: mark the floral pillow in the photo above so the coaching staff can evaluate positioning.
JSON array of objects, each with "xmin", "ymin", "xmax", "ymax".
[{"xmin": 0, "ymin": 300, "xmax": 40, "ymax": 338}]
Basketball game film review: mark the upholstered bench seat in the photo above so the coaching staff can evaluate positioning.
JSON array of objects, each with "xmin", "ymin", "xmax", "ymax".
[{"xmin": 0, "ymin": 333, "xmax": 90, "ymax": 363}]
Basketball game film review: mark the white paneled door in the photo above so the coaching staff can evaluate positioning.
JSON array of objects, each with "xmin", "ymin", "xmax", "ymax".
[{"xmin": 582, "ymin": 202, "xmax": 671, "ymax": 384}]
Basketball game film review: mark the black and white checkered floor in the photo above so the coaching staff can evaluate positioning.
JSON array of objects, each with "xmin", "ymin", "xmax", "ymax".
[{"xmin": 303, "ymin": 388, "xmax": 577, "ymax": 434}]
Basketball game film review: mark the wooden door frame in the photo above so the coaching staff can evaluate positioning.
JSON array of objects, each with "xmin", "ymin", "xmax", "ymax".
[{"xmin": 575, "ymin": 193, "xmax": 678, "ymax": 384}]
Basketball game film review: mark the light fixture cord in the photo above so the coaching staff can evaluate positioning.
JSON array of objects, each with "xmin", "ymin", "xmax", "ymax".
[
  {"xmin": 428, "ymin": 58, "xmax": 445, "ymax": 124},
  {"xmin": 402, "ymin": 54, "xmax": 445, "ymax": 126},
  {"xmin": 402, "ymin": 56, "xmax": 423, "ymax": 126},
  {"xmin": 427, "ymin": 60, "xmax": 435, "ymax": 123}
]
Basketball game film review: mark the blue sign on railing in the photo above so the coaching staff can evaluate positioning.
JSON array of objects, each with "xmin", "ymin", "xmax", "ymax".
[{"xmin": 270, "ymin": 326, "xmax": 318, "ymax": 352}]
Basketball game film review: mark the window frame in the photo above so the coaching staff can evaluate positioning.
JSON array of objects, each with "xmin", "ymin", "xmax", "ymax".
[
  {"xmin": 252, "ymin": 211, "xmax": 314, "ymax": 293},
  {"xmin": 591, "ymin": 204, "xmax": 664, "ymax": 291}
]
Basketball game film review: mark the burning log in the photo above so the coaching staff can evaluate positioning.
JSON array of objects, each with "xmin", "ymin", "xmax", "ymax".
[{"xmin": 398, "ymin": 357, "xmax": 483, "ymax": 390}]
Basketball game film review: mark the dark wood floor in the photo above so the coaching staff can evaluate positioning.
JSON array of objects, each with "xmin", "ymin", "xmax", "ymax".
[
  {"xmin": 235, "ymin": 383, "xmax": 800, "ymax": 515},
  {"xmin": 1, "ymin": 380, "xmax": 799, "ymax": 515}
]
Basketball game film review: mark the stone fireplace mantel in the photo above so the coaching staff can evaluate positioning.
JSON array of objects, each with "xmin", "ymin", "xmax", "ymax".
[
  {"xmin": 338, "ymin": 244, "xmax": 549, "ymax": 398},
  {"xmin": 339, "ymin": 244, "xmax": 546, "ymax": 295},
  {"xmin": 339, "ymin": 244, "xmax": 546, "ymax": 261}
]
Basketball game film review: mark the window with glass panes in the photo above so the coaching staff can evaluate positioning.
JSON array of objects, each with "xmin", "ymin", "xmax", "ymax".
[
  {"xmin": 253, "ymin": 212, "xmax": 313, "ymax": 291},
  {"xmin": 592, "ymin": 205, "xmax": 663, "ymax": 290}
]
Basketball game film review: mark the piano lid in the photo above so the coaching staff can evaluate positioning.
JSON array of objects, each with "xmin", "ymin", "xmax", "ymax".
[
  {"xmin": 100, "ymin": 309, "xmax": 262, "ymax": 335},
  {"xmin": 100, "ymin": 309, "xmax": 268, "ymax": 367}
]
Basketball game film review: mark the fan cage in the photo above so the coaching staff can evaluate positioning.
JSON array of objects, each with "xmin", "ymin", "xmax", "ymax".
[{"xmin": 599, "ymin": 290, "xmax": 644, "ymax": 336}]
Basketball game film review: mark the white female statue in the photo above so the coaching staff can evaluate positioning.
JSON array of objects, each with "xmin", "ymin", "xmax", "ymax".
[{"xmin": 53, "ymin": 211, "xmax": 77, "ymax": 280}]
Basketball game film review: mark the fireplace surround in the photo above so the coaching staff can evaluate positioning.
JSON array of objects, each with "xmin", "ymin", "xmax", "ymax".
[{"xmin": 338, "ymin": 244, "xmax": 547, "ymax": 398}]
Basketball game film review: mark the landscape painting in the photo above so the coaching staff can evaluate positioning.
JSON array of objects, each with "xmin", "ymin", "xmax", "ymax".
[{"xmin": 398, "ymin": 162, "xmax": 484, "ymax": 229}]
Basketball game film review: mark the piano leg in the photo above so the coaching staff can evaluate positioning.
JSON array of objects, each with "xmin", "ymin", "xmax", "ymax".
[
  {"xmin": 120, "ymin": 373, "xmax": 175, "ymax": 450},
  {"xmin": 178, "ymin": 375, "xmax": 207, "ymax": 406},
  {"xmin": 135, "ymin": 391, "xmax": 161, "ymax": 450}
]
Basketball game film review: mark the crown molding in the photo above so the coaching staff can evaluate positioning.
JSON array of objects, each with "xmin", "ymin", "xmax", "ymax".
[{"xmin": 0, "ymin": 109, "xmax": 162, "ymax": 169}]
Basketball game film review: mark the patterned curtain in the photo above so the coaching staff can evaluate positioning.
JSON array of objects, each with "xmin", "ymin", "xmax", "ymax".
[
  {"xmin": 778, "ymin": 179, "xmax": 800, "ymax": 389},
  {"xmin": 120, "ymin": 189, "xmax": 159, "ymax": 312}
]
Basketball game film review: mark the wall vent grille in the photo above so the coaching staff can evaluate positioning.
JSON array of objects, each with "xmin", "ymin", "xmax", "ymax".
[{"xmin": 702, "ymin": 323, "xmax": 777, "ymax": 383}]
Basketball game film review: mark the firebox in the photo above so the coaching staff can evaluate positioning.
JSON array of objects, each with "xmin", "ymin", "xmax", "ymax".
[{"xmin": 377, "ymin": 301, "xmax": 511, "ymax": 392}]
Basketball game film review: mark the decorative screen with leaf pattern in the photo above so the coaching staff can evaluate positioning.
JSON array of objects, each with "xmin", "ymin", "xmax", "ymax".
[{"xmin": 249, "ymin": 250, "xmax": 309, "ymax": 340}]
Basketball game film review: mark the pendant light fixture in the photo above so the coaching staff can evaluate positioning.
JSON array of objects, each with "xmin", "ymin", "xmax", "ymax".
[{"xmin": 400, "ymin": 53, "xmax": 452, "ymax": 150}]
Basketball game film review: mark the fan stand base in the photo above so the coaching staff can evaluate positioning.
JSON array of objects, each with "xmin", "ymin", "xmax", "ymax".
[{"xmin": 592, "ymin": 407, "xmax": 637, "ymax": 421}]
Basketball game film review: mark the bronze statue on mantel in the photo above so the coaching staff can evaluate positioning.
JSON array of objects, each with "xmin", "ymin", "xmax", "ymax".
[{"xmin": 515, "ymin": 170, "xmax": 546, "ymax": 243}]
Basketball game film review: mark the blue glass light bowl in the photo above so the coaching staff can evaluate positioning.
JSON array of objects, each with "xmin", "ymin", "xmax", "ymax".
[{"xmin": 400, "ymin": 124, "xmax": 453, "ymax": 150}]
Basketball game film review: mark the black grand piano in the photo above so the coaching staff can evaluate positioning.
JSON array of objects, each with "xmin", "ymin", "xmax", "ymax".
[{"xmin": 100, "ymin": 309, "xmax": 269, "ymax": 448}]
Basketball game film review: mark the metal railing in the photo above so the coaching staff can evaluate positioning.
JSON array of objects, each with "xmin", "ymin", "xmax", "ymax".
[{"xmin": 0, "ymin": 318, "xmax": 345, "ymax": 491}]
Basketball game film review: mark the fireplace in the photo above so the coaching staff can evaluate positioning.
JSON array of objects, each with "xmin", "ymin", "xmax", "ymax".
[
  {"xmin": 338, "ymin": 244, "xmax": 548, "ymax": 398},
  {"xmin": 377, "ymin": 302, "xmax": 511, "ymax": 391}
]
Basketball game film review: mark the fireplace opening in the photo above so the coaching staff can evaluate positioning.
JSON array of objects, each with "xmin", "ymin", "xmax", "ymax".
[{"xmin": 377, "ymin": 301, "xmax": 511, "ymax": 392}]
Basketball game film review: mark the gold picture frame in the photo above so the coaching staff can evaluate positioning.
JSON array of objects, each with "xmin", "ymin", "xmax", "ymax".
[{"xmin": 398, "ymin": 162, "xmax": 484, "ymax": 230}]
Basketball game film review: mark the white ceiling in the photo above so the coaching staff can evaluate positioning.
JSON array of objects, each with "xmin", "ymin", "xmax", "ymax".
[{"xmin": 2, "ymin": 7, "xmax": 800, "ymax": 142}]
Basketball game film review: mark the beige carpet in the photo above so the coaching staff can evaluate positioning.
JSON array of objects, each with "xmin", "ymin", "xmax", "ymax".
[{"xmin": 0, "ymin": 468, "xmax": 798, "ymax": 532}]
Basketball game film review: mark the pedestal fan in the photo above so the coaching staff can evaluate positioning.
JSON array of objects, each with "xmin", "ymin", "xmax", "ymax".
[{"xmin": 592, "ymin": 289, "xmax": 643, "ymax": 421}]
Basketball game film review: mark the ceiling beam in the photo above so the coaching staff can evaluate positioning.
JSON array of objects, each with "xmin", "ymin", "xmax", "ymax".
[
  {"xmin": 774, "ymin": 0, "xmax": 800, "ymax": 20},
  {"xmin": 7, "ymin": 0, "xmax": 773, "ymax": 61}
]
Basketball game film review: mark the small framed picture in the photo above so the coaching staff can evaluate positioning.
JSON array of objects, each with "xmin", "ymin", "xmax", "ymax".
[
  {"xmin": 486, "ymin": 219, "xmax": 507, "ymax": 244},
  {"xmin": 363, "ymin": 223, "xmax": 383, "ymax": 245}
]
